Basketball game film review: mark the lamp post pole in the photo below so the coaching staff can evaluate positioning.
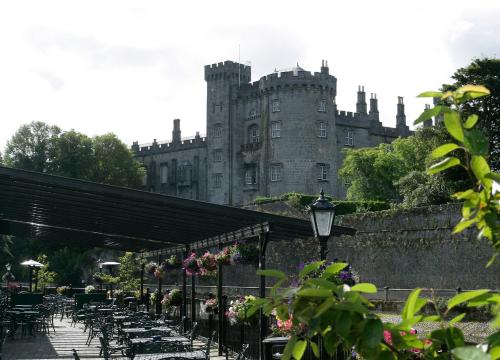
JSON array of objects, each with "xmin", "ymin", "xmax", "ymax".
[{"xmin": 308, "ymin": 190, "xmax": 336, "ymax": 360}]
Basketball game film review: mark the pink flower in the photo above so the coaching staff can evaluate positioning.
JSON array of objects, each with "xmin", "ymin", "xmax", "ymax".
[{"xmin": 383, "ymin": 330, "xmax": 392, "ymax": 345}]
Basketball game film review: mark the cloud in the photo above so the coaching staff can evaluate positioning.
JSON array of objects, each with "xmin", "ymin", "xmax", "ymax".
[
  {"xmin": 32, "ymin": 69, "xmax": 64, "ymax": 91},
  {"xmin": 447, "ymin": 9, "xmax": 500, "ymax": 67},
  {"xmin": 26, "ymin": 27, "xmax": 177, "ymax": 69}
]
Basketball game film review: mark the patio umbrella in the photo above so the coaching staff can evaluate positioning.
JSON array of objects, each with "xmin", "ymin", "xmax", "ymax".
[{"xmin": 20, "ymin": 259, "xmax": 44, "ymax": 292}]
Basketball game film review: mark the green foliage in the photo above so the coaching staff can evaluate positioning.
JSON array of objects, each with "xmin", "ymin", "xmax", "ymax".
[
  {"xmin": 36, "ymin": 254, "xmax": 57, "ymax": 290},
  {"xmin": 2, "ymin": 123, "xmax": 146, "ymax": 287},
  {"xmin": 339, "ymin": 126, "xmax": 468, "ymax": 206},
  {"xmin": 250, "ymin": 84, "xmax": 500, "ymax": 359},
  {"xmin": 92, "ymin": 133, "xmax": 145, "ymax": 187},
  {"xmin": 4, "ymin": 121, "xmax": 61, "ymax": 172},
  {"xmin": 117, "ymin": 252, "xmax": 140, "ymax": 292},
  {"xmin": 442, "ymin": 57, "xmax": 500, "ymax": 171},
  {"xmin": 254, "ymin": 192, "xmax": 389, "ymax": 214}
]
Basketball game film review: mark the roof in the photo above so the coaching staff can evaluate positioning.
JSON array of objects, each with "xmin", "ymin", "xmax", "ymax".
[
  {"xmin": 0, "ymin": 166, "xmax": 355, "ymax": 254},
  {"xmin": 274, "ymin": 63, "xmax": 306, "ymax": 76}
]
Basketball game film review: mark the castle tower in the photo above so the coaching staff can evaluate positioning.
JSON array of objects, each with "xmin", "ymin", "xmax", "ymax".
[
  {"xmin": 172, "ymin": 118, "xmax": 181, "ymax": 143},
  {"xmin": 369, "ymin": 93, "xmax": 379, "ymax": 121},
  {"xmin": 356, "ymin": 86, "xmax": 367, "ymax": 114},
  {"xmin": 204, "ymin": 61, "xmax": 251, "ymax": 205}
]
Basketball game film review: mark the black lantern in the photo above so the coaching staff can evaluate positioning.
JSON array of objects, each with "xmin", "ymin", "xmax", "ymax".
[{"xmin": 309, "ymin": 190, "xmax": 336, "ymax": 260}]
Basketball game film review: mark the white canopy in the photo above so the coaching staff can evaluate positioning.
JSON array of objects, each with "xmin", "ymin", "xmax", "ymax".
[{"xmin": 20, "ymin": 260, "xmax": 44, "ymax": 267}]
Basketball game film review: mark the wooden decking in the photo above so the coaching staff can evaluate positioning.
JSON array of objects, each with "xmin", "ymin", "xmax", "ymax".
[{"xmin": 2, "ymin": 318, "xmax": 229, "ymax": 360}]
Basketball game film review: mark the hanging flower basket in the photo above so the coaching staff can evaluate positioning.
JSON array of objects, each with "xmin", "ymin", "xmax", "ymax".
[
  {"xmin": 154, "ymin": 268, "xmax": 165, "ymax": 279},
  {"xmin": 145, "ymin": 261, "xmax": 158, "ymax": 276},
  {"xmin": 161, "ymin": 255, "xmax": 182, "ymax": 271},
  {"xmin": 202, "ymin": 297, "xmax": 218, "ymax": 314},
  {"xmin": 215, "ymin": 247, "xmax": 232, "ymax": 265},
  {"xmin": 230, "ymin": 243, "xmax": 259, "ymax": 265},
  {"xmin": 198, "ymin": 251, "xmax": 217, "ymax": 277},
  {"xmin": 226, "ymin": 295, "xmax": 258, "ymax": 325},
  {"xmin": 183, "ymin": 253, "xmax": 200, "ymax": 276},
  {"xmin": 162, "ymin": 289, "xmax": 183, "ymax": 307}
]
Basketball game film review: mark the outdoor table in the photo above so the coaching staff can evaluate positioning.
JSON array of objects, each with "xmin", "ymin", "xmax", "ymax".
[
  {"xmin": 262, "ymin": 336, "xmax": 290, "ymax": 360},
  {"xmin": 122, "ymin": 327, "xmax": 172, "ymax": 339},
  {"xmin": 129, "ymin": 335, "xmax": 190, "ymax": 355}
]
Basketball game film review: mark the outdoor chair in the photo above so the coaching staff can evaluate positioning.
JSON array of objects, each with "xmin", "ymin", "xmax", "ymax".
[
  {"xmin": 131, "ymin": 331, "xmax": 215, "ymax": 360},
  {"xmin": 235, "ymin": 344, "xmax": 249, "ymax": 360},
  {"xmin": 98, "ymin": 323, "xmax": 130, "ymax": 360}
]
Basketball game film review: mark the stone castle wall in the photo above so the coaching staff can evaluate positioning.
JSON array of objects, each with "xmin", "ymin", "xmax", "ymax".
[{"xmin": 160, "ymin": 203, "xmax": 499, "ymax": 295}]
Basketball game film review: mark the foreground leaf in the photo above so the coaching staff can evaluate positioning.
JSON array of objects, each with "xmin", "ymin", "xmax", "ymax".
[
  {"xmin": 428, "ymin": 157, "xmax": 461, "ymax": 174},
  {"xmin": 431, "ymin": 143, "xmax": 461, "ymax": 159},
  {"xmin": 451, "ymin": 346, "xmax": 491, "ymax": 360},
  {"xmin": 447, "ymin": 289, "xmax": 490, "ymax": 310},
  {"xmin": 444, "ymin": 111, "xmax": 464, "ymax": 142},
  {"xmin": 351, "ymin": 283, "xmax": 378, "ymax": 294},
  {"xmin": 256, "ymin": 269, "xmax": 286, "ymax": 279}
]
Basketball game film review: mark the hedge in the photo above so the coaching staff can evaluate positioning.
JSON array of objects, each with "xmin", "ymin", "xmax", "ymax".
[{"xmin": 253, "ymin": 192, "xmax": 389, "ymax": 215}]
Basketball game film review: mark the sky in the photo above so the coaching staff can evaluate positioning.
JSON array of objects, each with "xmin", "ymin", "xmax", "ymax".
[{"xmin": 0, "ymin": 0, "xmax": 499, "ymax": 151}]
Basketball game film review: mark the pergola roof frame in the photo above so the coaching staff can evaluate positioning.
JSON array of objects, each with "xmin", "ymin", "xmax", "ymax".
[{"xmin": 0, "ymin": 166, "xmax": 355, "ymax": 253}]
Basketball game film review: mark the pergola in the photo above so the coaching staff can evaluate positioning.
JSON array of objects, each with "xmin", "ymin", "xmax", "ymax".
[{"xmin": 0, "ymin": 166, "xmax": 356, "ymax": 358}]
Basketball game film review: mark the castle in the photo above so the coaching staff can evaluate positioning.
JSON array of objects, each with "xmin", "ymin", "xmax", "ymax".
[{"xmin": 132, "ymin": 60, "xmax": 411, "ymax": 205}]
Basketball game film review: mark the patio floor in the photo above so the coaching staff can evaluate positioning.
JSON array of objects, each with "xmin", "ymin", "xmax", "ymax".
[{"xmin": 2, "ymin": 317, "xmax": 229, "ymax": 360}]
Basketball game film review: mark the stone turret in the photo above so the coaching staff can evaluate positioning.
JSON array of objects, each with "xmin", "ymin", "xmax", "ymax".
[
  {"xmin": 321, "ymin": 59, "xmax": 329, "ymax": 75},
  {"xmin": 356, "ymin": 86, "xmax": 367, "ymax": 114},
  {"xmin": 172, "ymin": 118, "xmax": 181, "ymax": 144},
  {"xmin": 369, "ymin": 93, "xmax": 379, "ymax": 121},
  {"xmin": 396, "ymin": 96, "xmax": 410, "ymax": 134}
]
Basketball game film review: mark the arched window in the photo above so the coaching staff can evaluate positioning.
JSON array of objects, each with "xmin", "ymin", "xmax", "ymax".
[{"xmin": 248, "ymin": 125, "xmax": 260, "ymax": 144}]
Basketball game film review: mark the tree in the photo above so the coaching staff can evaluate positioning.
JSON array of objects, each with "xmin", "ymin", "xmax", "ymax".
[
  {"xmin": 35, "ymin": 254, "xmax": 57, "ymax": 290},
  {"xmin": 92, "ymin": 133, "xmax": 145, "ymax": 187},
  {"xmin": 117, "ymin": 252, "xmax": 140, "ymax": 293},
  {"xmin": 339, "ymin": 126, "xmax": 466, "ymax": 205},
  {"xmin": 443, "ymin": 57, "xmax": 500, "ymax": 171},
  {"xmin": 48, "ymin": 130, "xmax": 94, "ymax": 179},
  {"xmin": 4, "ymin": 121, "xmax": 61, "ymax": 172}
]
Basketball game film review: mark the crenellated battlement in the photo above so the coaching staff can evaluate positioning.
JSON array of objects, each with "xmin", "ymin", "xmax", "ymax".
[
  {"xmin": 132, "ymin": 135, "xmax": 207, "ymax": 155},
  {"xmin": 204, "ymin": 60, "xmax": 251, "ymax": 82},
  {"xmin": 257, "ymin": 70, "xmax": 337, "ymax": 94}
]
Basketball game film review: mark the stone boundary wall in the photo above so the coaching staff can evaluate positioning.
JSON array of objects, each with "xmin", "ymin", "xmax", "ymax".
[{"xmin": 166, "ymin": 203, "xmax": 499, "ymax": 295}]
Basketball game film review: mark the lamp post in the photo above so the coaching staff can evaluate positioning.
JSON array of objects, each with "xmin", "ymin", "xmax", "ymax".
[{"xmin": 308, "ymin": 190, "xmax": 336, "ymax": 261}]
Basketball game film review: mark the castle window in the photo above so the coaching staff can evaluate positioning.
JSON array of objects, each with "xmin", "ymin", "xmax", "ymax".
[
  {"xmin": 270, "ymin": 164, "xmax": 282, "ymax": 182},
  {"xmin": 271, "ymin": 122, "xmax": 281, "ymax": 138},
  {"xmin": 212, "ymin": 124, "xmax": 222, "ymax": 138},
  {"xmin": 345, "ymin": 130, "xmax": 354, "ymax": 146},
  {"xmin": 318, "ymin": 122, "xmax": 327, "ymax": 138},
  {"xmin": 318, "ymin": 100, "xmax": 326, "ymax": 112},
  {"xmin": 245, "ymin": 166, "xmax": 258, "ymax": 185},
  {"xmin": 213, "ymin": 173, "xmax": 222, "ymax": 188},
  {"xmin": 317, "ymin": 163, "xmax": 329, "ymax": 181},
  {"xmin": 249, "ymin": 109, "xmax": 257, "ymax": 119},
  {"xmin": 213, "ymin": 149, "xmax": 222, "ymax": 162},
  {"xmin": 248, "ymin": 125, "xmax": 260, "ymax": 144},
  {"xmin": 141, "ymin": 166, "xmax": 148, "ymax": 187},
  {"xmin": 160, "ymin": 165, "xmax": 168, "ymax": 184},
  {"xmin": 272, "ymin": 99, "xmax": 281, "ymax": 113}
]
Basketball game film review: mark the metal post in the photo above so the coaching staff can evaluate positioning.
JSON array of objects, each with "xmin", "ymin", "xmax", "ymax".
[
  {"xmin": 217, "ymin": 243, "xmax": 224, "ymax": 355},
  {"xmin": 156, "ymin": 254, "xmax": 162, "ymax": 316},
  {"xmin": 258, "ymin": 232, "xmax": 269, "ymax": 360},
  {"xmin": 140, "ymin": 263, "xmax": 145, "ymax": 305},
  {"xmin": 183, "ymin": 247, "xmax": 188, "ymax": 321},
  {"xmin": 34, "ymin": 268, "xmax": 39, "ymax": 292},
  {"xmin": 319, "ymin": 236, "xmax": 328, "ymax": 261},
  {"xmin": 191, "ymin": 272, "xmax": 196, "ymax": 328},
  {"xmin": 384, "ymin": 286, "xmax": 390, "ymax": 302},
  {"xmin": 29, "ymin": 267, "xmax": 33, "ymax": 293}
]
